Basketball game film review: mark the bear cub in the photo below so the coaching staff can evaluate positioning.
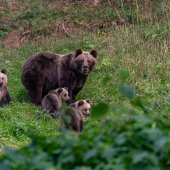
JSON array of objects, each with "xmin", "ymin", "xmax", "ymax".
[
  {"xmin": 0, "ymin": 69, "xmax": 11, "ymax": 108},
  {"xmin": 42, "ymin": 87, "xmax": 70, "ymax": 118},
  {"xmin": 60, "ymin": 99, "xmax": 90, "ymax": 132}
]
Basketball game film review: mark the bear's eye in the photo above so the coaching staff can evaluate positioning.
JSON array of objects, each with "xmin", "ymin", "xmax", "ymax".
[
  {"xmin": 87, "ymin": 60, "xmax": 91, "ymax": 63},
  {"xmin": 64, "ymin": 94, "xmax": 67, "ymax": 97},
  {"xmin": 84, "ymin": 109, "xmax": 87, "ymax": 112},
  {"xmin": 2, "ymin": 77, "xmax": 4, "ymax": 80}
]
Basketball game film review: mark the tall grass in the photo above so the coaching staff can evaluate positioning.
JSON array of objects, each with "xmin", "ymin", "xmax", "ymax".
[{"xmin": 0, "ymin": 0, "xmax": 170, "ymax": 150}]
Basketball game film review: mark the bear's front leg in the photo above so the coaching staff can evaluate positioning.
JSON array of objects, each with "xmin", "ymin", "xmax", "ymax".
[
  {"xmin": 1, "ymin": 87, "xmax": 11, "ymax": 104},
  {"xmin": 72, "ymin": 87, "xmax": 82, "ymax": 101},
  {"xmin": 73, "ymin": 122, "xmax": 81, "ymax": 132},
  {"xmin": 80, "ymin": 120, "xmax": 84, "ymax": 132},
  {"xmin": 5, "ymin": 90, "xmax": 11, "ymax": 103},
  {"xmin": 72, "ymin": 77, "xmax": 88, "ymax": 101},
  {"xmin": 67, "ymin": 89, "xmax": 73, "ymax": 105},
  {"xmin": 27, "ymin": 86, "xmax": 43, "ymax": 106},
  {"xmin": 0, "ymin": 101, "xmax": 3, "ymax": 108},
  {"xmin": 58, "ymin": 76, "xmax": 76, "ymax": 105}
]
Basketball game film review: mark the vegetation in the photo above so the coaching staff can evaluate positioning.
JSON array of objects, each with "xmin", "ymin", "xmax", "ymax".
[
  {"xmin": 1, "ymin": 98, "xmax": 170, "ymax": 169},
  {"xmin": 0, "ymin": 0, "xmax": 170, "ymax": 168}
]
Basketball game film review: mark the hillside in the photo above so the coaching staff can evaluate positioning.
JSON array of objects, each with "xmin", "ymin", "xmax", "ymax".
[{"xmin": 0, "ymin": 0, "xmax": 170, "ymax": 156}]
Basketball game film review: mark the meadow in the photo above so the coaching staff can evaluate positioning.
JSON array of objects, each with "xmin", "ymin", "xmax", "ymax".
[{"xmin": 0, "ymin": 0, "xmax": 170, "ymax": 168}]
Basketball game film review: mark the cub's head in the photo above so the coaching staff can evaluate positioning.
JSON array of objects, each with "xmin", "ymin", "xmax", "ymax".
[
  {"xmin": 0, "ymin": 69, "xmax": 7, "ymax": 89},
  {"xmin": 73, "ymin": 49, "xmax": 97, "ymax": 75},
  {"xmin": 57, "ymin": 87, "xmax": 70, "ymax": 102},
  {"xmin": 77, "ymin": 99, "xmax": 91, "ymax": 116}
]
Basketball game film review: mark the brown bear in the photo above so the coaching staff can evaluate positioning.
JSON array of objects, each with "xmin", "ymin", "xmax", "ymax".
[
  {"xmin": 21, "ymin": 49, "xmax": 97, "ymax": 106},
  {"xmin": 42, "ymin": 87, "xmax": 70, "ymax": 118},
  {"xmin": 0, "ymin": 69, "xmax": 11, "ymax": 107},
  {"xmin": 60, "ymin": 99, "xmax": 90, "ymax": 132}
]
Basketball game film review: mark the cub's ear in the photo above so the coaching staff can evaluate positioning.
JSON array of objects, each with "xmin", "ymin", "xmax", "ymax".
[
  {"xmin": 78, "ymin": 100, "xmax": 84, "ymax": 107},
  {"xmin": 75, "ymin": 49, "xmax": 82, "ymax": 57},
  {"xmin": 1, "ymin": 69, "xmax": 6, "ymax": 74},
  {"xmin": 85, "ymin": 99, "xmax": 90, "ymax": 104},
  {"xmin": 57, "ymin": 87, "xmax": 63, "ymax": 94},
  {"xmin": 90, "ymin": 49, "xmax": 97, "ymax": 58},
  {"xmin": 63, "ymin": 87, "xmax": 68, "ymax": 91}
]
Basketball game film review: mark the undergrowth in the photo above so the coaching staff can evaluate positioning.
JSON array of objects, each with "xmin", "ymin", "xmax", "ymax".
[{"xmin": 0, "ymin": 0, "xmax": 170, "ymax": 157}]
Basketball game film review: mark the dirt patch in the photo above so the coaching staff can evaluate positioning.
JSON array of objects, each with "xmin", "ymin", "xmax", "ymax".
[
  {"xmin": 0, "ymin": 20, "xmax": 83, "ymax": 47},
  {"xmin": 2, "ymin": 30, "xmax": 21, "ymax": 48}
]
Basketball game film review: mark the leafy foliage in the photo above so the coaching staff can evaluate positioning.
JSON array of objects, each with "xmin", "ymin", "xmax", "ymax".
[
  {"xmin": 0, "ymin": 0, "xmax": 170, "ymax": 168},
  {"xmin": 0, "ymin": 85, "xmax": 170, "ymax": 169}
]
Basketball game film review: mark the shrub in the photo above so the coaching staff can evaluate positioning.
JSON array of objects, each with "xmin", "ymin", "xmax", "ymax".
[{"xmin": 0, "ymin": 81, "xmax": 170, "ymax": 170}]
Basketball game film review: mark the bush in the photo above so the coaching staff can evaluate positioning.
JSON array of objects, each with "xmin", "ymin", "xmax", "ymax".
[
  {"xmin": 0, "ymin": 81, "xmax": 170, "ymax": 170},
  {"xmin": 0, "ymin": 113, "xmax": 170, "ymax": 169}
]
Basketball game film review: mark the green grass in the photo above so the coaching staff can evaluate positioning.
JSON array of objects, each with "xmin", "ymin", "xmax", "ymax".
[{"xmin": 0, "ymin": 0, "xmax": 170, "ymax": 150}]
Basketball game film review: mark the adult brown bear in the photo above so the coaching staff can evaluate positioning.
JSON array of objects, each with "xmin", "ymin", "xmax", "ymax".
[{"xmin": 21, "ymin": 49, "xmax": 97, "ymax": 106}]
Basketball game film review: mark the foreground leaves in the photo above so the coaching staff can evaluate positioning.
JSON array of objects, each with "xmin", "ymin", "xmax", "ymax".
[{"xmin": 0, "ymin": 111, "xmax": 170, "ymax": 170}]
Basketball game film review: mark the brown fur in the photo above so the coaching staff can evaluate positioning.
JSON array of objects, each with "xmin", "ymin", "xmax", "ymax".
[
  {"xmin": 42, "ymin": 87, "xmax": 70, "ymax": 118},
  {"xmin": 0, "ymin": 69, "xmax": 11, "ymax": 107},
  {"xmin": 21, "ymin": 49, "xmax": 97, "ymax": 106},
  {"xmin": 60, "ymin": 99, "xmax": 91, "ymax": 132}
]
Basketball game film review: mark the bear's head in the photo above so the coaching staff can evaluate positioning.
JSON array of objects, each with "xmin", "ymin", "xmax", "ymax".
[
  {"xmin": 73, "ymin": 49, "xmax": 97, "ymax": 75},
  {"xmin": 0, "ymin": 69, "xmax": 7, "ymax": 89},
  {"xmin": 77, "ymin": 99, "xmax": 91, "ymax": 116},
  {"xmin": 57, "ymin": 87, "xmax": 70, "ymax": 102}
]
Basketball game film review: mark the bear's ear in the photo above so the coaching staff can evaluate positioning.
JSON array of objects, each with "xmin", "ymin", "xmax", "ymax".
[
  {"xmin": 57, "ymin": 88, "xmax": 63, "ymax": 94},
  {"xmin": 90, "ymin": 49, "xmax": 97, "ymax": 58},
  {"xmin": 75, "ymin": 49, "xmax": 82, "ymax": 57},
  {"xmin": 85, "ymin": 99, "xmax": 90, "ymax": 104},
  {"xmin": 1, "ymin": 69, "xmax": 6, "ymax": 74},
  {"xmin": 78, "ymin": 100, "xmax": 84, "ymax": 107},
  {"xmin": 63, "ymin": 87, "xmax": 68, "ymax": 91}
]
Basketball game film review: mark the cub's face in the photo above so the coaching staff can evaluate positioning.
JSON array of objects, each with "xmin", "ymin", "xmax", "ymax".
[
  {"xmin": 77, "ymin": 99, "xmax": 91, "ymax": 116},
  {"xmin": 74, "ymin": 49, "xmax": 97, "ymax": 75},
  {"xmin": 0, "ymin": 69, "xmax": 7, "ymax": 89},
  {"xmin": 57, "ymin": 87, "xmax": 70, "ymax": 102}
]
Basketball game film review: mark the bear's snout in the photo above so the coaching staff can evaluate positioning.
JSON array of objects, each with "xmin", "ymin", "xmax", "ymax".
[
  {"xmin": 82, "ymin": 65, "xmax": 88, "ymax": 73},
  {"xmin": 85, "ymin": 112, "xmax": 90, "ymax": 116},
  {"xmin": 83, "ymin": 65, "xmax": 88, "ymax": 70}
]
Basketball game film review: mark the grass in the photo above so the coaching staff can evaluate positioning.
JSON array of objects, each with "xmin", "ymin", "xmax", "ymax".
[{"xmin": 0, "ymin": 0, "xmax": 170, "ymax": 150}]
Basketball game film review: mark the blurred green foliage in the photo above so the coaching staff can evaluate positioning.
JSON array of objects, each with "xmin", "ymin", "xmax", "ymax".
[{"xmin": 0, "ymin": 78, "xmax": 170, "ymax": 170}]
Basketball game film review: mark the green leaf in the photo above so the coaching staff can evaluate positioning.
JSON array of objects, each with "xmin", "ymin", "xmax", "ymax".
[
  {"xmin": 115, "ymin": 133, "xmax": 126, "ymax": 145},
  {"xmin": 132, "ymin": 152, "xmax": 148, "ymax": 163},
  {"xmin": 83, "ymin": 148, "xmax": 97, "ymax": 161},
  {"xmin": 112, "ymin": 164, "xmax": 126, "ymax": 170},
  {"xmin": 79, "ymin": 22, "xmax": 83, "ymax": 25},
  {"xmin": 119, "ymin": 85, "xmax": 135, "ymax": 100},
  {"xmin": 101, "ymin": 58, "xmax": 111, "ymax": 66},
  {"xmin": 132, "ymin": 115, "xmax": 150, "ymax": 123},
  {"xmin": 155, "ymin": 137, "xmax": 167, "ymax": 151},
  {"xmin": 111, "ymin": 105, "xmax": 117, "ymax": 113},
  {"xmin": 91, "ymin": 103, "xmax": 109, "ymax": 119},
  {"xmin": 102, "ymin": 147, "xmax": 114, "ymax": 162},
  {"xmin": 132, "ymin": 97, "xmax": 148, "ymax": 113},
  {"xmin": 89, "ymin": 44, "xmax": 95, "ymax": 48},
  {"xmin": 119, "ymin": 69, "xmax": 130, "ymax": 80},
  {"xmin": 102, "ymin": 75, "xmax": 112, "ymax": 86}
]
